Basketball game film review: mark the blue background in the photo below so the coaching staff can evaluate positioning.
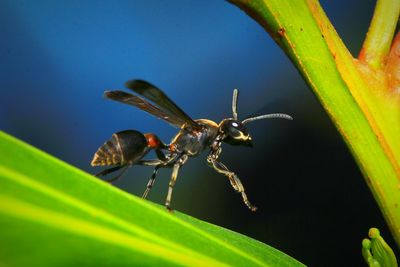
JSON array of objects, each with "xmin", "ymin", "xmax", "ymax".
[{"xmin": 1, "ymin": 1, "xmax": 397, "ymax": 266}]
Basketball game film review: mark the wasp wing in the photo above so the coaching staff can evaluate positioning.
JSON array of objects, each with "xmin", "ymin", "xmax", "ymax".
[
  {"xmin": 124, "ymin": 80, "xmax": 199, "ymax": 129},
  {"xmin": 105, "ymin": 91, "xmax": 189, "ymax": 128}
]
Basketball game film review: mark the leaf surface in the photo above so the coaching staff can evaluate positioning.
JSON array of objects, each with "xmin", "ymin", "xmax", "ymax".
[{"xmin": 0, "ymin": 131, "xmax": 304, "ymax": 267}]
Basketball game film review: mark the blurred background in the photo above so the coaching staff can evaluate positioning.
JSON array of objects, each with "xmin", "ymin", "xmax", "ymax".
[{"xmin": 1, "ymin": 0, "xmax": 398, "ymax": 266}]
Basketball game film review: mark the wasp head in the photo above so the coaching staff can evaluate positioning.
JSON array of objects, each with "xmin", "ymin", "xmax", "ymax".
[
  {"xmin": 218, "ymin": 88, "xmax": 293, "ymax": 147},
  {"xmin": 219, "ymin": 119, "xmax": 253, "ymax": 147}
]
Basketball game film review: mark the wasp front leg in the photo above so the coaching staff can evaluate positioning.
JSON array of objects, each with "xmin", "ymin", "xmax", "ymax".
[{"xmin": 207, "ymin": 150, "xmax": 257, "ymax": 212}]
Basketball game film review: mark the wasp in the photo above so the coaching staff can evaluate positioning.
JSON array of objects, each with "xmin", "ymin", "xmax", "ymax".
[{"xmin": 91, "ymin": 80, "xmax": 292, "ymax": 211}]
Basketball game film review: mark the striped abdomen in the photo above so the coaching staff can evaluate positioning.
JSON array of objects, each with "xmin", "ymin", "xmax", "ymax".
[{"xmin": 91, "ymin": 130, "xmax": 149, "ymax": 166}]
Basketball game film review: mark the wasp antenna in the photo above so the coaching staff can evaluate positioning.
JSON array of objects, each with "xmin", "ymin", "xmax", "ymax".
[
  {"xmin": 232, "ymin": 89, "xmax": 239, "ymax": 120},
  {"xmin": 242, "ymin": 113, "xmax": 293, "ymax": 124}
]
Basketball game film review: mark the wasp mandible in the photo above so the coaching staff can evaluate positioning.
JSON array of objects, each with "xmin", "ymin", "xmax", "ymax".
[{"xmin": 91, "ymin": 80, "xmax": 292, "ymax": 211}]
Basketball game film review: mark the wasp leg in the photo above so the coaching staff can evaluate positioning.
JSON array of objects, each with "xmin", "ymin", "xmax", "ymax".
[
  {"xmin": 138, "ymin": 159, "xmax": 165, "ymax": 166},
  {"xmin": 138, "ymin": 154, "xmax": 180, "ymax": 199},
  {"xmin": 94, "ymin": 166, "xmax": 124, "ymax": 177},
  {"xmin": 207, "ymin": 158, "xmax": 257, "ymax": 212},
  {"xmin": 165, "ymin": 155, "xmax": 188, "ymax": 211},
  {"xmin": 95, "ymin": 165, "xmax": 130, "ymax": 183},
  {"xmin": 142, "ymin": 165, "xmax": 161, "ymax": 199},
  {"xmin": 104, "ymin": 165, "xmax": 130, "ymax": 183},
  {"xmin": 137, "ymin": 150, "xmax": 178, "ymax": 166}
]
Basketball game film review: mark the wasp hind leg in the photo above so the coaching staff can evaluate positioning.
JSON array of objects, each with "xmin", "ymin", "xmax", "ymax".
[
  {"xmin": 95, "ymin": 165, "xmax": 130, "ymax": 183},
  {"xmin": 142, "ymin": 165, "xmax": 161, "ymax": 199},
  {"xmin": 138, "ymin": 153, "xmax": 179, "ymax": 199}
]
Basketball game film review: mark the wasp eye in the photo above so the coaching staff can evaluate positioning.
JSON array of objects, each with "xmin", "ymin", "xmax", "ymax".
[{"xmin": 232, "ymin": 122, "xmax": 239, "ymax": 127}]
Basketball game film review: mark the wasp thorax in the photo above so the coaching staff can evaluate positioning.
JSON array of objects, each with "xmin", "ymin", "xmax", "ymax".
[{"xmin": 219, "ymin": 119, "xmax": 253, "ymax": 147}]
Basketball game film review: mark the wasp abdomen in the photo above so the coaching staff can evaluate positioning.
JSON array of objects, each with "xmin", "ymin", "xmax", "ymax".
[{"xmin": 91, "ymin": 130, "xmax": 149, "ymax": 166}]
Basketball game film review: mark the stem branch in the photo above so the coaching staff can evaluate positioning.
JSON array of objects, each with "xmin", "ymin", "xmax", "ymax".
[{"xmin": 359, "ymin": 0, "xmax": 400, "ymax": 69}]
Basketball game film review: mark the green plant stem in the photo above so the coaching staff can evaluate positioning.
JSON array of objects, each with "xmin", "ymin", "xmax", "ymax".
[
  {"xmin": 359, "ymin": 0, "xmax": 400, "ymax": 69},
  {"xmin": 229, "ymin": 0, "xmax": 400, "ymax": 248}
]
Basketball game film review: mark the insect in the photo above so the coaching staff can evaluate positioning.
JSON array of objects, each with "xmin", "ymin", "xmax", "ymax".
[{"xmin": 91, "ymin": 80, "xmax": 292, "ymax": 211}]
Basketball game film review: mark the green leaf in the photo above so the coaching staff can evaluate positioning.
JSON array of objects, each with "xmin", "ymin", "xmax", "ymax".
[
  {"xmin": 229, "ymin": 0, "xmax": 400, "ymax": 247},
  {"xmin": 0, "ymin": 131, "xmax": 305, "ymax": 267}
]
